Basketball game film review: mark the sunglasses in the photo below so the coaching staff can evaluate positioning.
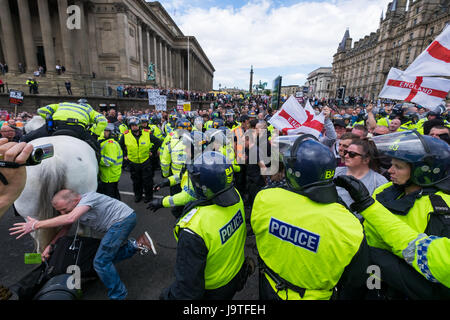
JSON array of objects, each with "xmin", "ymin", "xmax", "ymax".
[{"xmin": 343, "ymin": 150, "xmax": 364, "ymax": 158}]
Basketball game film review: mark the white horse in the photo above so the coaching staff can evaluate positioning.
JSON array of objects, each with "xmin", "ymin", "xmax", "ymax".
[{"xmin": 14, "ymin": 116, "xmax": 98, "ymax": 252}]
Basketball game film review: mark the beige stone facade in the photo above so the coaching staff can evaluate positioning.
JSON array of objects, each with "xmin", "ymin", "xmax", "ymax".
[
  {"xmin": 0, "ymin": 0, "xmax": 214, "ymax": 91},
  {"xmin": 330, "ymin": 0, "xmax": 450, "ymax": 102},
  {"xmin": 306, "ymin": 67, "xmax": 332, "ymax": 99}
]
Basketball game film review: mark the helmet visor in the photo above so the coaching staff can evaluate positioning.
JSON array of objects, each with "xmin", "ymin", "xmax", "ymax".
[{"xmin": 371, "ymin": 130, "xmax": 426, "ymax": 163}]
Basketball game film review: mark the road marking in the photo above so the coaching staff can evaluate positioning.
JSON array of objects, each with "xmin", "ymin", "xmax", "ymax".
[{"xmin": 119, "ymin": 191, "xmax": 163, "ymax": 199}]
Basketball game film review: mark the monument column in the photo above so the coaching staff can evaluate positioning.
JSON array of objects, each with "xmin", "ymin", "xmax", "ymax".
[
  {"xmin": 37, "ymin": 0, "xmax": 56, "ymax": 74},
  {"xmin": 0, "ymin": 0, "xmax": 19, "ymax": 72},
  {"xmin": 17, "ymin": 0, "xmax": 38, "ymax": 72},
  {"xmin": 57, "ymin": 0, "xmax": 75, "ymax": 73}
]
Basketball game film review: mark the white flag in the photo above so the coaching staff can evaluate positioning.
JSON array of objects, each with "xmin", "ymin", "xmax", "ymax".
[
  {"xmin": 269, "ymin": 96, "xmax": 324, "ymax": 138},
  {"xmin": 379, "ymin": 68, "xmax": 450, "ymax": 109},
  {"xmin": 404, "ymin": 25, "xmax": 450, "ymax": 76}
]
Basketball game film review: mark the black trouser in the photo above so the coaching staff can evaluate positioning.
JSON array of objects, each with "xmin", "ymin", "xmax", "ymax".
[
  {"xmin": 129, "ymin": 158, "xmax": 153, "ymax": 200},
  {"xmin": 0, "ymin": 84, "xmax": 4, "ymax": 93},
  {"xmin": 66, "ymin": 87, "xmax": 72, "ymax": 95},
  {"xmin": 97, "ymin": 181, "xmax": 121, "ymax": 200}
]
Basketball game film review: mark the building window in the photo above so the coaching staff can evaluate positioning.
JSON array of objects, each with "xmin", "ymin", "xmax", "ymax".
[
  {"xmin": 105, "ymin": 66, "xmax": 116, "ymax": 72},
  {"xmin": 416, "ymin": 7, "xmax": 420, "ymax": 14},
  {"xmin": 430, "ymin": 27, "xmax": 434, "ymax": 35},
  {"xmin": 129, "ymin": 28, "xmax": 135, "ymax": 37},
  {"xmin": 409, "ymin": 32, "xmax": 414, "ymax": 40},
  {"xmin": 413, "ymin": 19, "xmax": 417, "ymax": 26}
]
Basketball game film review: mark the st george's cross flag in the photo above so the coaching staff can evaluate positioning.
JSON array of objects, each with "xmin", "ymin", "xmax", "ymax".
[
  {"xmin": 269, "ymin": 96, "xmax": 325, "ymax": 138},
  {"xmin": 379, "ymin": 68, "xmax": 450, "ymax": 109},
  {"xmin": 404, "ymin": 25, "xmax": 450, "ymax": 76}
]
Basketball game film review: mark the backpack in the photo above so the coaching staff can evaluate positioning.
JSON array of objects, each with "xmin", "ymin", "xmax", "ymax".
[{"xmin": 9, "ymin": 235, "xmax": 101, "ymax": 300}]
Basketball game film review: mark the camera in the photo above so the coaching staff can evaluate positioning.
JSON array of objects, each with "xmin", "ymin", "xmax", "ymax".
[{"xmin": 26, "ymin": 144, "xmax": 54, "ymax": 166}]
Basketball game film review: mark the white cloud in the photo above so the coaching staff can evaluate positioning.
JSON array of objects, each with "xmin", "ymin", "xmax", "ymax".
[{"xmin": 157, "ymin": 0, "xmax": 392, "ymax": 89}]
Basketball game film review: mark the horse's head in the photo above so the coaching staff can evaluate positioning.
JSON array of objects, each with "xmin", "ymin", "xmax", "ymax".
[{"xmin": 24, "ymin": 116, "xmax": 45, "ymax": 134}]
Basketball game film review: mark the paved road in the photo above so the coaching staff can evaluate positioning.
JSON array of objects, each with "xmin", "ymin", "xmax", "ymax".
[{"xmin": 0, "ymin": 169, "xmax": 259, "ymax": 300}]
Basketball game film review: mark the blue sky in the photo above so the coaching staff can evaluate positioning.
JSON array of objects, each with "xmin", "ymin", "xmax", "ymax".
[{"xmin": 152, "ymin": 0, "xmax": 392, "ymax": 90}]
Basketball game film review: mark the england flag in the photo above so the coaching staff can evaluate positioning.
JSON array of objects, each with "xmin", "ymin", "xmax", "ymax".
[
  {"xmin": 404, "ymin": 25, "xmax": 450, "ymax": 77},
  {"xmin": 379, "ymin": 68, "xmax": 450, "ymax": 109}
]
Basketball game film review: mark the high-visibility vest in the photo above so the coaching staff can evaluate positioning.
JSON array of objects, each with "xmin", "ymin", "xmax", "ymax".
[
  {"xmin": 365, "ymin": 182, "xmax": 450, "ymax": 251},
  {"xmin": 123, "ymin": 129, "xmax": 153, "ymax": 164},
  {"xmin": 251, "ymin": 187, "xmax": 364, "ymax": 300},
  {"xmin": 99, "ymin": 138, "xmax": 123, "ymax": 183},
  {"xmin": 174, "ymin": 194, "xmax": 246, "ymax": 290}
]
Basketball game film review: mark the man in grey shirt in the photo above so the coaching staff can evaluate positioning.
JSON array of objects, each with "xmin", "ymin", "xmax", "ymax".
[{"xmin": 10, "ymin": 189, "xmax": 156, "ymax": 300}]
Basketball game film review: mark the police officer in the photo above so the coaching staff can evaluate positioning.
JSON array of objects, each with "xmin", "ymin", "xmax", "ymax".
[
  {"xmin": 148, "ymin": 131, "xmax": 204, "ymax": 212},
  {"xmin": 225, "ymin": 110, "xmax": 240, "ymax": 130},
  {"xmin": 21, "ymin": 99, "xmax": 107, "ymax": 156},
  {"xmin": 160, "ymin": 151, "xmax": 250, "ymax": 300},
  {"xmin": 119, "ymin": 117, "xmax": 161, "ymax": 203},
  {"xmin": 359, "ymin": 130, "xmax": 450, "ymax": 299},
  {"xmin": 98, "ymin": 124, "xmax": 123, "ymax": 200},
  {"xmin": 251, "ymin": 135, "xmax": 369, "ymax": 300},
  {"xmin": 149, "ymin": 115, "xmax": 164, "ymax": 141},
  {"xmin": 336, "ymin": 175, "xmax": 450, "ymax": 298},
  {"xmin": 160, "ymin": 119, "xmax": 192, "ymax": 217}
]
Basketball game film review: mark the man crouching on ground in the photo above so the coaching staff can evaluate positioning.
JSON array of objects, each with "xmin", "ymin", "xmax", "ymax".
[{"xmin": 10, "ymin": 189, "xmax": 155, "ymax": 300}]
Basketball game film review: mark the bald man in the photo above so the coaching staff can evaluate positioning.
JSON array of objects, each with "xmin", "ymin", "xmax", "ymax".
[{"xmin": 10, "ymin": 189, "xmax": 155, "ymax": 300}]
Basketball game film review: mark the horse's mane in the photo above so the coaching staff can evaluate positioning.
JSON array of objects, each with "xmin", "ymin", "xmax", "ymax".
[
  {"xmin": 37, "ymin": 158, "xmax": 67, "ymax": 220},
  {"xmin": 24, "ymin": 116, "xmax": 45, "ymax": 134}
]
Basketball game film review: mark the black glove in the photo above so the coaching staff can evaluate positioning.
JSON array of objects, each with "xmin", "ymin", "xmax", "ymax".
[
  {"xmin": 334, "ymin": 175, "xmax": 375, "ymax": 213},
  {"xmin": 153, "ymin": 178, "xmax": 170, "ymax": 191},
  {"xmin": 147, "ymin": 198, "xmax": 163, "ymax": 212}
]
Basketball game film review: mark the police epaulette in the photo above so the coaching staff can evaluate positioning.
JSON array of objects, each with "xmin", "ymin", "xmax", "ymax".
[{"xmin": 124, "ymin": 130, "xmax": 129, "ymax": 134}]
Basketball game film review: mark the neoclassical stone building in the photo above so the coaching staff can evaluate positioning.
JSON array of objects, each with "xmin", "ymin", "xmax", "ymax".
[
  {"xmin": 331, "ymin": 0, "xmax": 450, "ymax": 102},
  {"xmin": 306, "ymin": 67, "xmax": 332, "ymax": 100},
  {"xmin": 0, "ymin": 0, "xmax": 214, "ymax": 91}
]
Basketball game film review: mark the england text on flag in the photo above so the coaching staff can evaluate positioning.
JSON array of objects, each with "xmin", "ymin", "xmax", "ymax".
[
  {"xmin": 268, "ymin": 96, "xmax": 324, "ymax": 138},
  {"xmin": 404, "ymin": 25, "xmax": 450, "ymax": 77},
  {"xmin": 379, "ymin": 68, "xmax": 450, "ymax": 109}
]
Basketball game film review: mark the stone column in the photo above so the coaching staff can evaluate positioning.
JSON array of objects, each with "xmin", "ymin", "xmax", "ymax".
[
  {"xmin": 164, "ymin": 44, "xmax": 169, "ymax": 88},
  {"xmin": 146, "ymin": 29, "xmax": 152, "ymax": 80},
  {"xmin": 17, "ymin": 0, "xmax": 38, "ymax": 72},
  {"xmin": 74, "ymin": 0, "xmax": 90, "ymax": 75},
  {"xmin": 87, "ymin": 2, "xmax": 99, "ymax": 77},
  {"xmin": 37, "ymin": 0, "xmax": 56, "ymax": 74},
  {"xmin": 154, "ymin": 35, "xmax": 160, "ymax": 86},
  {"xmin": 115, "ymin": 3, "xmax": 130, "ymax": 79},
  {"xmin": 57, "ymin": 0, "xmax": 75, "ymax": 73},
  {"xmin": 159, "ymin": 40, "xmax": 164, "ymax": 88},
  {"xmin": 137, "ymin": 22, "xmax": 144, "ymax": 82},
  {"xmin": 169, "ymin": 48, "xmax": 173, "ymax": 88},
  {"xmin": 0, "ymin": 0, "xmax": 19, "ymax": 72}
]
